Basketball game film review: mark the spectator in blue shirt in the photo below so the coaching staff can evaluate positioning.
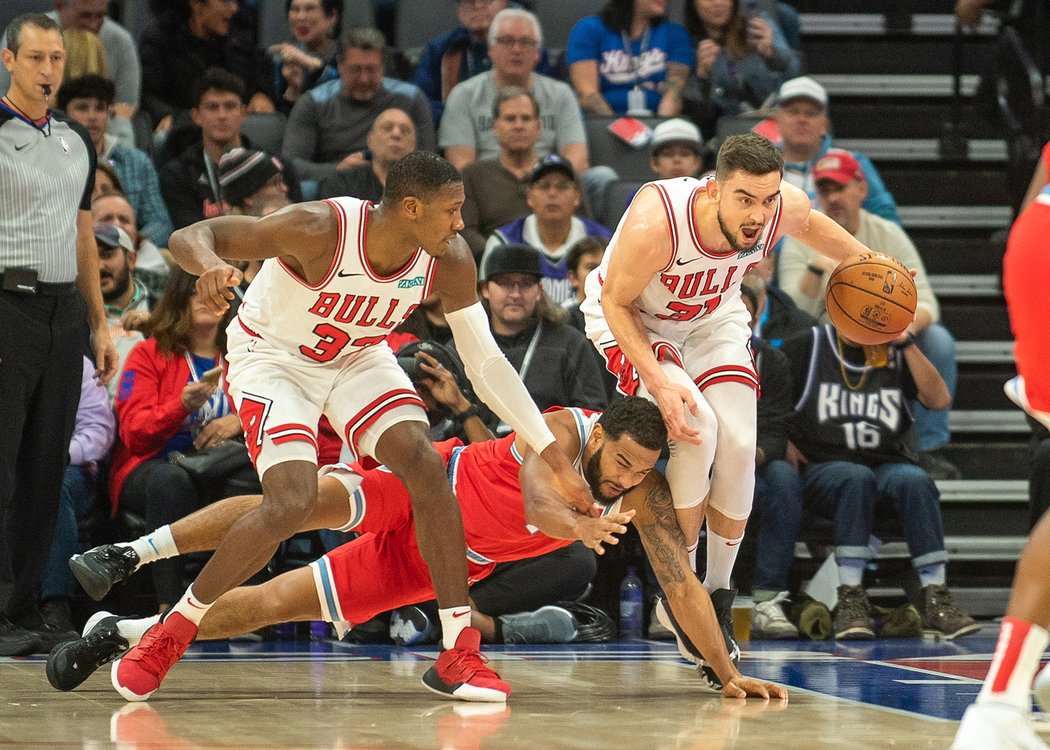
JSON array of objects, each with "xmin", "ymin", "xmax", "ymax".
[
  {"xmin": 566, "ymin": 0, "xmax": 693, "ymax": 116},
  {"xmin": 57, "ymin": 75, "xmax": 174, "ymax": 247},
  {"xmin": 775, "ymin": 76, "xmax": 901, "ymax": 225}
]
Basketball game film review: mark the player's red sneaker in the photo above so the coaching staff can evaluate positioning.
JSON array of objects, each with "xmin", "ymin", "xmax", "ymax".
[
  {"xmin": 421, "ymin": 627, "xmax": 511, "ymax": 703},
  {"xmin": 111, "ymin": 612, "xmax": 197, "ymax": 701}
]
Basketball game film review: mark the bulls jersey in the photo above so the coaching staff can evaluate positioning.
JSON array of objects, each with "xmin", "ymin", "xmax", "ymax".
[
  {"xmin": 234, "ymin": 197, "xmax": 437, "ymax": 364},
  {"xmin": 787, "ymin": 325, "xmax": 917, "ymax": 467},
  {"xmin": 584, "ymin": 175, "xmax": 782, "ymax": 343}
]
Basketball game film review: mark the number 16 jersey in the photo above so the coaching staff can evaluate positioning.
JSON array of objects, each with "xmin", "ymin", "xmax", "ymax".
[{"xmin": 235, "ymin": 197, "xmax": 438, "ymax": 364}]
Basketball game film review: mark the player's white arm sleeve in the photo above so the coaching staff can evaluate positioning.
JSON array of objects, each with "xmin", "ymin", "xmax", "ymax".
[{"xmin": 445, "ymin": 302, "xmax": 556, "ymax": 454}]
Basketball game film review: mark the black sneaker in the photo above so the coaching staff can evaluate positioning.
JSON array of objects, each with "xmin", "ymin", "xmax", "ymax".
[
  {"xmin": 709, "ymin": 588, "xmax": 742, "ymax": 662},
  {"xmin": 652, "ymin": 594, "xmax": 734, "ymax": 692},
  {"xmin": 390, "ymin": 605, "xmax": 437, "ymax": 646},
  {"xmin": 69, "ymin": 544, "xmax": 139, "ymax": 601},
  {"xmin": 46, "ymin": 611, "xmax": 129, "ymax": 691},
  {"xmin": 833, "ymin": 585, "xmax": 875, "ymax": 640},
  {"xmin": 0, "ymin": 618, "xmax": 42, "ymax": 657}
]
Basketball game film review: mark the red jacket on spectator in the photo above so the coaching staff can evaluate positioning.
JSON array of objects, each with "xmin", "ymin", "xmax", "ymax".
[{"xmin": 109, "ymin": 338, "xmax": 232, "ymax": 516}]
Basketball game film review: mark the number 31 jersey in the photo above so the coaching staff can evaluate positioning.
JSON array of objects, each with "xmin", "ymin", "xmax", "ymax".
[{"xmin": 235, "ymin": 197, "xmax": 437, "ymax": 364}]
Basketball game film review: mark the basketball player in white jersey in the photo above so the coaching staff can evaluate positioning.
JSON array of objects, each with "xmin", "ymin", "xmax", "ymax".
[
  {"xmin": 108, "ymin": 151, "xmax": 596, "ymax": 704},
  {"xmin": 583, "ymin": 133, "xmax": 879, "ymax": 661}
]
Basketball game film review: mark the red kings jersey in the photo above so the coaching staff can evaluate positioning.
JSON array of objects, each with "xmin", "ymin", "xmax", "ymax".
[
  {"xmin": 594, "ymin": 175, "xmax": 782, "ymax": 340},
  {"xmin": 235, "ymin": 197, "xmax": 437, "ymax": 363},
  {"xmin": 454, "ymin": 407, "xmax": 625, "ymax": 564}
]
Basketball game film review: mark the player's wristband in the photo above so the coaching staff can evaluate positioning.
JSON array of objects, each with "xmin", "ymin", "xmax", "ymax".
[
  {"xmin": 806, "ymin": 262, "xmax": 825, "ymax": 276},
  {"xmin": 453, "ymin": 405, "xmax": 479, "ymax": 422},
  {"xmin": 898, "ymin": 332, "xmax": 917, "ymax": 350}
]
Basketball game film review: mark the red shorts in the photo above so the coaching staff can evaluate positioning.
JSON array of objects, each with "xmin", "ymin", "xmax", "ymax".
[{"xmin": 310, "ymin": 528, "xmax": 495, "ymax": 631}]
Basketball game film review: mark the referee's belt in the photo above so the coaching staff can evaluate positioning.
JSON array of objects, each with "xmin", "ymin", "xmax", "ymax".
[{"xmin": 0, "ymin": 272, "xmax": 76, "ymax": 296}]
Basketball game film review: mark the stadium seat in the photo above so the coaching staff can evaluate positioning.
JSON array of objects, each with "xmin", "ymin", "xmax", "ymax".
[
  {"xmin": 600, "ymin": 179, "xmax": 646, "ymax": 229},
  {"xmin": 585, "ymin": 115, "xmax": 664, "ymax": 182},
  {"xmin": 393, "ymin": 0, "xmax": 455, "ymax": 60},
  {"xmin": 531, "ymin": 0, "xmax": 607, "ymax": 50},
  {"xmin": 241, "ymin": 111, "xmax": 287, "ymax": 157}
]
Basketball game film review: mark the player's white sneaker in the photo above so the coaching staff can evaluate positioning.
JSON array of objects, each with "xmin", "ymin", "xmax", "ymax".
[
  {"xmin": 950, "ymin": 703, "xmax": 1049, "ymax": 750},
  {"xmin": 1004, "ymin": 376, "xmax": 1050, "ymax": 431}
]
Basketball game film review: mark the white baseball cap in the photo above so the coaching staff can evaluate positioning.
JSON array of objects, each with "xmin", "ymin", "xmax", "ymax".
[
  {"xmin": 777, "ymin": 76, "xmax": 828, "ymax": 108},
  {"xmin": 650, "ymin": 118, "xmax": 703, "ymax": 155}
]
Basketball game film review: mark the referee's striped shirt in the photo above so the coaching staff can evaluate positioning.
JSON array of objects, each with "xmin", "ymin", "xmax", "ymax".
[{"xmin": 0, "ymin": 104, "xmax": 95, "ymax": 284}]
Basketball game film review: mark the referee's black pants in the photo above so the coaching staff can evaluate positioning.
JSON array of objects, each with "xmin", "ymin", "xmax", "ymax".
[{"xmin": 0, "ymin": 290, "xmax": 83, "ymax": 621}]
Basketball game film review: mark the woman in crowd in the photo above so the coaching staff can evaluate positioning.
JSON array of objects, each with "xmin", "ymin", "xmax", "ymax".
[
  {"xmin": 682, "ymin": 0, "xmax": 800, "ymax": 135},
  {"xmin": 109, "ymin": 269, "xmax": 250, "ymax": 612},
  {"xmin": 567, "ymin": 0, "xmax": 693, "ymax": 116},
  {"xmin": 269, "ymin": 0, "xmax": 342, "ymax": 114}
]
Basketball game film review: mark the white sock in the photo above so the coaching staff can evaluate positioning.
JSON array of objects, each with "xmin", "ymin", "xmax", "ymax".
[
  {"xmin": 118, "ymin": 525, "xmax": 179, "ymax": 571},
  {"xmin": 838, "ymin": 558, "xmax": 866, "ymax": 587},
  {"xmin": 438, "ymin": 606, "xmax": 471, "ymax": 649},
  {"xmin": 169, "ymin": 585, "xmax": 213, "ymax": 626},
  {"xmin": 687, "ymin": 541, "xmax": 698, "ymax": 573},
  {"xmin": 702, "ymin": 530, "xmax": 742, "ymax": 592},
  {"xmin": 917, "ymin": 562, "xmax": 946, "ymax": 588},
  {"xmin": 977, "ymin": 617, "xmax": 1050, "ymax": 710},
  {"xmin": 116, "ymin": 614, "xmax": 161, "ymax": 648}
]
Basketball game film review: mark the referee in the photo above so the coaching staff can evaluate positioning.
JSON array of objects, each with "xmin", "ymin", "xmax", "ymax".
[{"xmin": 0, "ymin": 13, "xmax": 116, "ymax": 656}]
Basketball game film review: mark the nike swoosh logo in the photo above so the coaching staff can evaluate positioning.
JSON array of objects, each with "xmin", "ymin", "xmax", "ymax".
[
  {"xmin": 675, "ymin": 256, "xmax": 703, "ymax": 266},
  {"xmin": 14, "ymin": 143, "xmax": 28, "ymax": 151},
  {"xmin": 185, "ymin": 597, "xmax": 207, "ymax": 609},
  {"xmin": 452, "ymin": 610, "xmax": 470, "ymax": 618},
  {"xmin": 724, "ymin": 540, "xmax": 741, "ymax": 547},
  {"xmin": 337, "ymin": 270, "xmax": 364, "ymax": 278}
]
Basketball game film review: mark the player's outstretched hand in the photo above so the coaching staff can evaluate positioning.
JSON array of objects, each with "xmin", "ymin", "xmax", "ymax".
[
  {"xmin": 574, "ymin": 509, "xmax": 635, "ymax": 554},
  {"xmin": 196, "ymin": 263, "xmax": 243, "ymax": 315},
  {"xmin": 721, "ymin": 675, "xmax": 789, "ymax": 701},
  {"xmin": 651, "ymin": 381, "xmax": 702, "ymax": 445}
]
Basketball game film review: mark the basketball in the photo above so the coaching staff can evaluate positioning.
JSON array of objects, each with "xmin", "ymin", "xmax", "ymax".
[{"xmin": 825, "ymin": 252, "xmax": 917, "ymax": 345}]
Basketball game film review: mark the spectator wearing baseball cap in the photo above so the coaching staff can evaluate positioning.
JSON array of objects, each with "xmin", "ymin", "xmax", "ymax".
[
  {"xmin": 472, "ymin": 242, "xmax": 607, "ymax": 436},
  {"xmin": 95, "ymin": 222, "xmax": 163, "ymax": 406},
  {"xmin": 649, "ymin": 118, "xmax": 706, "ymax": 180},
  {"xmin": 777, "ymin": 147, "xmax": 960, "ymax": 478},
  {"xmin": 774, "ymin": 76, "xmax": 900, "ymax": 225},
  {"xmin": 680, "ymin": 0, "xmax": 801, "ymax": 137},
  {"xmin": 484, "ymin": 155, "xmax": 612, "ymax": 305}
]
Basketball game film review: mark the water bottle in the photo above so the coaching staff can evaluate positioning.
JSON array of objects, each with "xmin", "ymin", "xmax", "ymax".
[{"xmin": 619, "ymin": 566, "xmax": 644, "ymax": 639}]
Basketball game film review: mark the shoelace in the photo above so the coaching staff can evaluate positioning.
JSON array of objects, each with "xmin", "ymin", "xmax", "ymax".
[
  {"xmin": 443, "ymin": 647, "xmax": 496, "ymax": 681},
  {"xmin": 126, "ymin": 626, "xmax": 187, "ymax": 677}
]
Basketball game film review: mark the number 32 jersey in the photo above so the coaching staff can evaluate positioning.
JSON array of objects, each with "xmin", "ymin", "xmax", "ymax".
[{"xmin": 235, "ymin": 197, "xmax": 437, "ymax": 364}]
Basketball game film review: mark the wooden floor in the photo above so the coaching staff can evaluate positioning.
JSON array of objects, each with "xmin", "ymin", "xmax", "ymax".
[{"xmin": 2, "ymin": 631, "xmax": 1047, "ymax": 748}]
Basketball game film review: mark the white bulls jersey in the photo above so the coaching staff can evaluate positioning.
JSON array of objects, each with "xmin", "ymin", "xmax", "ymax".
[
  {"xmin": 235, "ymin": 197, "xmax": 437, "ymax": 364},
  {"xmin": 584, "ymin": 175, "xmax": 782, "ymax": 342}
]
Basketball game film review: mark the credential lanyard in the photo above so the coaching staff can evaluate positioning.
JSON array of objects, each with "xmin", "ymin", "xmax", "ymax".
[{"xmin": 621, "ymin": 27, "xmax": 652, "ymax": 87}]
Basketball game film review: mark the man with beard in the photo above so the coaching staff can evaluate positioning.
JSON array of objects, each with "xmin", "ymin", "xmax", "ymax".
[
  {"xmin": 582, "ymin": 133, "xmax": 879, "ymax": 666},
  {"xmin": 94, "ymin": 222, "xmax": 162, "ymax": 405},
  {"xmin": 52, "ymin": 398, "xmax": 786, "ymax": 702}
]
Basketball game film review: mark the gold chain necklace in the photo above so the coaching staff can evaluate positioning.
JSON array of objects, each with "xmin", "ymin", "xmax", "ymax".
[{"xmin": 836, "ymin": 334, "xmax": 871, "ymax": 392}]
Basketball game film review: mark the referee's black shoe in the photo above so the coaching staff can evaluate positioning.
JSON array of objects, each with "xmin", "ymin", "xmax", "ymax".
[
  {"xmin": 0, "ymin": 618, "xmax": 42, "ymax": 657},
  {"xmin": 69, "ymin": 544, "xmax": 139, "ymax": 601}
]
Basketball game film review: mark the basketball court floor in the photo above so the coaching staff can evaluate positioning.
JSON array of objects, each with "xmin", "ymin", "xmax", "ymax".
[{"xmin": 3, "ymin": 627, "xmax": 1048, "ymax": 748}]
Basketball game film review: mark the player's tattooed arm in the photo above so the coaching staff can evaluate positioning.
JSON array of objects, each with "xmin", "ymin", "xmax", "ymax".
[
  {"xmin": 627, "ymin": 473, "xmax": 741, "ymax": 687},
  {"xmin": 629, "ymin": 473, "xmax": 689, "ymax": 592}
]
